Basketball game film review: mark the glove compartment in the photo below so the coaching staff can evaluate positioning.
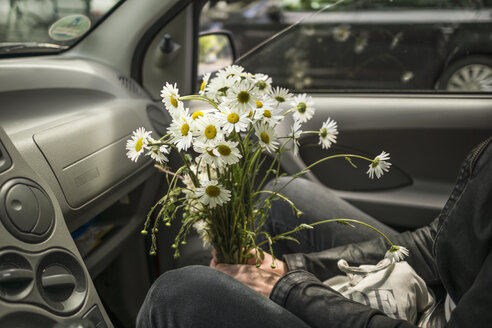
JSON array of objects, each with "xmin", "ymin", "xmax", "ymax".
[{"xmin": 34, "ymin": 102, "xmax": 152, "ymax": 208}]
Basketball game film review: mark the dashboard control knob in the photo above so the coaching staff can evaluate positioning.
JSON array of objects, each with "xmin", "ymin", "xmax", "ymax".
[{"xmin": 41, "ymin": 265, "xmax": 76, "ymax": 302}]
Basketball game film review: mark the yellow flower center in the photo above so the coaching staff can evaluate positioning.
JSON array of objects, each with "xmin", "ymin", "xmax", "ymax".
[
  {"xmin": 200, "ymin": 81, "xmax": 206, "ymax": 92},
  {"xmin": 227, "ymin": 113, "xmax": 240, "ymax": 124},
  {"xmin": 260, "ymin": 132, "xmax": 270, "ymax": 144},
  {"xmin": 320, "ymin": 128, "xmax": 327, "ymax": 138},
  {"xmin": 255, "ymin": 100, "xmax": 263, "ymax": 108},
  {"xmin": 237, "ymin": 91, "xmax": 250, "ymax": 104},
  {"xmin": 207, "ymin": 150, "xmax": 216, "ymax": 157},
  {"xmin": 171, "ymin": 95, "xmax": 178, "ymax": 108},
  {"xmin": 204, "ymin": 125, "xmax": 217, "ymax": 139},
  {"xmin": 248, "ymin": 111, "xmax": 253, "ymax": 118},
  {"xmin": 135, "ymin": 138, "xmax": 144, "ymax": 152},
  {"xmin": 205, "ymin": 185, "xmax": 221, "ymax": 197},
  {"xmin": 192, "ymin": 111, "xmax": 204, "ymax": 120},
  {"xmin": 217, "ymin": 145, "xmax": 231, "ymax": 156},
  {"xmin": 297, "ymin": 102, "xmax": 307, "ymax": 114},
  {"xmin": 181, "ymin": 123, "xmax": 190, "ymax": 136},
  {"xmin": 371, "ymin": 158, "xmax": 380, "ymax": 168},
  {"xmin": 263, "ymin": 110, "xmax": 272, "ymax": 118}
]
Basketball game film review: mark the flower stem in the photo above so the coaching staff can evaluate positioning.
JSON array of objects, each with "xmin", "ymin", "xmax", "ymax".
[
  {"xmin": 179, "ymin": 95, "xmax": 218, "ymax": 109},
  {"xmin": 252, "ymin": 190, "xmax": 302, "ymax": 214},
  {"xmin": 310, "ymin": 218, "xmax": 394, "ymax": 246},
  {"xmin": 283, "ymin": 107, "xmax": 298, "ymax": 116}
]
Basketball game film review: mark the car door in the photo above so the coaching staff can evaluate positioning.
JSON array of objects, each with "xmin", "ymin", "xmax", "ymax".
[{"xmin": 201, "ymin": 0, "xmax": 492, "ymax": 230}]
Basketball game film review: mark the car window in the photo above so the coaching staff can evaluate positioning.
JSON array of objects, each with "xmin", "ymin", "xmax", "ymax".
[
  {"xmin": 200, "ymin": 0, "xmax": 492, "ymax": 93},
  {"xmin": 0, "ymin": 0, "xmax": 124, "ymax": 56}
]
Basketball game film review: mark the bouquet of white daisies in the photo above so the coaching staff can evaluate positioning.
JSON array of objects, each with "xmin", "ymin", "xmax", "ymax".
[{"xmin": 126, "ymin": 65, "xmax": 407, "ymax": 265}]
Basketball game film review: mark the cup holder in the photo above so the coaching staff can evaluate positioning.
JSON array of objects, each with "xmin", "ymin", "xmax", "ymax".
[
  {"xmin": 0, "ymin": 252, "xmax": 34, "ymax": 301},
  {"xmin": 0, "ymin": 248, "xmax": 88, "ymax": 315},
  {"xmin": 37, "ymin": 250, "xmax": 87, "ymax": 314}
]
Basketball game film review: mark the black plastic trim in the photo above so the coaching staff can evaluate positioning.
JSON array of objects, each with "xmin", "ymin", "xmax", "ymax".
[{"xmin": 0, "ymin": 140, "xmax": 12, "ymax": 174}]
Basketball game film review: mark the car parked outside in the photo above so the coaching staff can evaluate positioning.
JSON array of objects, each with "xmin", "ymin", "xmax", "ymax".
[{"xmin": 201, "ymin": 0, "xmax": 492, "ymax": 92}]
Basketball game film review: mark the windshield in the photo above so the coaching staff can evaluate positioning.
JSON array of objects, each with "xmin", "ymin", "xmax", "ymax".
[{"xmin": 0, "ymin": 0, "xmax": 124, "ymax": 56}]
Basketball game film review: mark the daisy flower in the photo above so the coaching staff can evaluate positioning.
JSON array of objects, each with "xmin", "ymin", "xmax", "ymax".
[
  {"xmin": 194, "ymin": 142, "xmax": 221, "ymax": 167},
  {"xmin": 161, "ymin": 82, "xmax": 184, "ymax": 117},
  {"xmin": 291, "ymin": 120, "xmax": 302, "ymax": 156},
  {"xmin": 367, "ymin": 151, "xmax": 392, "ymax": 179},
  {"xmin": 401, "ymin": 71, "xmax": 414, "ymax": 83},
  {"xmin": 193, "ymin": 114, "xmax": 224, "ymax": 146},
  {"xmin": 213, "ymin": 140, "xmax": 242, "ymax": 166},
  {"xmin": 146, "ymin": 138, "xmax": 170, "ymax": 164},
  {"xmin": 195, "ymin": 180, "xmax": 231, "ymax": 208},
  {"xmin": 291, "ymin": 94, "xmax": 315, "ymax": 123},
  {"xmin": 168, "ymin": 113, "xmax": 194, "ymax": 151},
  {"xmin": 333, "ymin": 25, "xmax": 351, "ymax": 42},
  {"xmin": 205, "ymin": 74, "xmax": 235, "ymax": 101},
  {"xmin": 270, "ymin": 86, "xmax": 293, "ymax": 105},
  {"xmin": 318, "ymin": 118, "xmax": 338, "ymax": 149},
  {"xmin": 385, "ymin": 245, "xmax": 409, "ymax": 263},
  {"xmin": 254, "ymin": 96, "xmax": 282, "ymax": 126},
  {"xmin": 223, "ymin": 78, "xmax": 258, "ymax": 112},
  {"xmin": 255, "ymin": 123, "xmax": 279, "ymax": 153},
  {"xmin": 217, "ymin": 65, "xmax": 244, "ymax": 79},
  {"xmin": 253, "ymin": 73, "xmax": 273, "ymax": 94},
  {"xmin": 354, "ymin": 34, "xmax": 368, "ymax": 54},
  {"xmin": 216, "ymin": 104, "xmax": 250, "ymax": 134},
  {"xmin": 126, "ymin": 127, "xmax": 152, "ymax": 162},
  {"xmin": 199, "ymin": 72, "xmax": 211, "ymax": 96}
]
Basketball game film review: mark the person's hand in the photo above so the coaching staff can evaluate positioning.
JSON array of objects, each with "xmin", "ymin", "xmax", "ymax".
[
  {"xmin": 209, "ymin": 249, "xmax": 288, "ymax": 276},
  {"xmin": 214, "ymin": 263, "xmax": 282, "ymax": 298}
]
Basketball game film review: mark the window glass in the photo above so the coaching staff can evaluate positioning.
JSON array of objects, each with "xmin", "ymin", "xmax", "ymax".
[
  {"xmin": 200, "ymin": 0, "xmax": 492, "ymax": 93},
  {"xmin": 0, "ymin": 0, "xmax": 124, "ymax": 56}
]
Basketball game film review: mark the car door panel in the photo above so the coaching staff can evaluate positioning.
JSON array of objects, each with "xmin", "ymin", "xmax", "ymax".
[{"xmin": 286, "ymin": 95, "xmax": 492, "ymax": 229}]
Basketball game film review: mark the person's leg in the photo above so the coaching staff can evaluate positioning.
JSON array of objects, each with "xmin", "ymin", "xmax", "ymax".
[
  {"xmin": 261, "ymin": 177, "xmax": 397, "ymax": 258},
  {"xmin": 136, "ymin": 265, "xmax": 310, "ymax": 328}
]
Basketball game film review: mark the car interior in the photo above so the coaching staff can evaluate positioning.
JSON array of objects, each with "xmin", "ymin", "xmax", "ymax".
[{"xmin": 0, "ymin": 0, "xmax": 491, "ymax": 327}]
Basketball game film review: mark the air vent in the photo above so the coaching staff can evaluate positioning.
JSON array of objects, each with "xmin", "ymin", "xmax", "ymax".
[
  {"xmin": 118, "ymin": 75, "xmax": 141, "ymax": 95},
  {"xmin": 0, "ymin": 141, "xmax": 12, "ymax": 174}
]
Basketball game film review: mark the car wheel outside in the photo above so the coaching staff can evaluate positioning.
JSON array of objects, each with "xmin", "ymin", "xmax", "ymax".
[{"xmin": 437, "ymin": 56, "xmax": 492, "ymax": 92}]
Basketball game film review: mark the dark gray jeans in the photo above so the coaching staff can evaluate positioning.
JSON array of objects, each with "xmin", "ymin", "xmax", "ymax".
[{"xmin": 136, "ymin": 177, "xmax": 396, "ymax": 328}]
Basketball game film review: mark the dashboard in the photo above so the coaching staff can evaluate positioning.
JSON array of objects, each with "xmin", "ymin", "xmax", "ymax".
[{"xmin": 0, "ymin": 56, "xmax": 168, "ymax": 327}]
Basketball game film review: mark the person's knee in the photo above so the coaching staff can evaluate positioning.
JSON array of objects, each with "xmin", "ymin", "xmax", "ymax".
[
  {"xmin": 137, "ymin": 266, "xmax": 219, "ymax": 327},
  {"xmin": 147, "ymin": 265, "xmax": 214, "ymax": 303}
]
